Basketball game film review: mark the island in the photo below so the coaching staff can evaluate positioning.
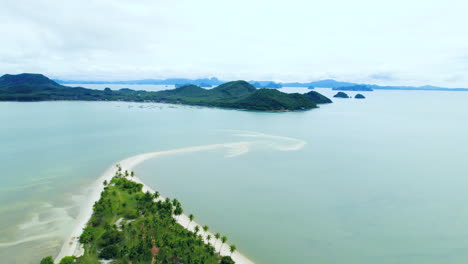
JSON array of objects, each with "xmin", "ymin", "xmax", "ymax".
[
  {"xmin": 355, "ymin": 94, "xmax": 366, "ymax": 99},
  {"xmin": 40, "ymin": 168, "xmax": 239, "ymax": 264},
  {"xmin": 0, "ymin": 73, "xmax": 332, "ymax": 111},
  {"xmin": 333, "ymin": 92, "xmax": 350, "ymax": 98}
]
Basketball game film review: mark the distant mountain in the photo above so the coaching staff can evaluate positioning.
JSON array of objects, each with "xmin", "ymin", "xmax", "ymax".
[
  {"xmin": 56, "ymin": 77, "xmax": 224, "ymax": 86},
  {"xmin": 333, "ymin": 85, "xmax": 373, "ymax": 91},
  {"xmin": 55, "ymin": 76, "xmax": 468, "ymax": 91},
  {"xmin": 283, "ymin": 79, "xmax": 357, "ymax": 88},
  {"xmin": 368, "ymin": 84, "xmax": 468, "ymax": 91},
  {"xmin": 279, "ymin": 79, "xmax": 468, "ymax": 91},
  {"xmin": 1, "ymin": 74, "xmax": 332, "ymax": 111},
  {"xmin": 249, "ymin": 81, "xmax": 282, "ymax": 88},
  {"xmin": 293, "ymin": 80, "xmax": 468, "ymax": 91}
]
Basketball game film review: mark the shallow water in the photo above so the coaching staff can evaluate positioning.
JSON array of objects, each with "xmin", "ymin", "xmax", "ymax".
[{"xmin": 1, "ymin": 88, "xmax": 468, "ymax": 263}]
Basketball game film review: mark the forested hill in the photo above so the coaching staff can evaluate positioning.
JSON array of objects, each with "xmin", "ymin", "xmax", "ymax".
[{"xmin": 0, "ymin": 73, "xmax": 332, "ymax": 111}]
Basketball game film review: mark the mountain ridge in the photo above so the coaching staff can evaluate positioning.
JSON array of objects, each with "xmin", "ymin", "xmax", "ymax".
[
  {"xmin": 53, "ymin": 77, "xmax": 468, "ymax": 91},
  {"xmin": 0, "ymin": 73, "xmax": 331, "ymax": 111}
]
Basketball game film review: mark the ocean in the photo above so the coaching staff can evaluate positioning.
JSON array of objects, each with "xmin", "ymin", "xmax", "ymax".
[{"xmin": 1, "ymin": 87, "xmax": 468, "ymax": 264}]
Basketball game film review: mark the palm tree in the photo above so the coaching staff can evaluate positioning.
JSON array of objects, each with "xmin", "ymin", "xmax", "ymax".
[
  {"xmin": 229, "ymin": 245, "xmax": 237, "ymax": 257},
  {"xmin": 194, "ymin": 225, "xmax": 200, "ymax": 234},
  {"xmin": 187, "ymin": 214, "xmax": 194, "ymax": 228},
  {"xmin": 207, "ymin": 234, "xmax": 212, "ymax": 243},
  {"xmin": 174, "ymin": 206, "xmax": 183, "ymax": 221},
  {"xmin": 219, "ymin": 236, "xmax": 227, "ymax": 254},
  {"xmin": 153, "ymin": 191, "xmax": 160, "ymax": 200},
  {"xmin": 203, "ymin": 225, "xmax": 209, "ymax": 237},
  {"xmin": 214, "ymin": 233, "xmax": 220, "ymax": 247},
  {"xmin": 131, "ymin": 171, "xmax": 134, "ymax": 177}
]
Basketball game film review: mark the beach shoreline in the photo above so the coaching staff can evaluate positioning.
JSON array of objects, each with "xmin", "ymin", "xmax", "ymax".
[{"xmin": 55, "ymin": 143, "xmax": 255, "ymax": 264}]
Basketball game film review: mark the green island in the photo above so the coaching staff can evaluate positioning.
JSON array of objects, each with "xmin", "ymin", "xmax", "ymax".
[
  {"xmin": 0, "ymin": 73, "xmax": 331, "ymax": 111},
  {"xmin": 41, "ymin": 167, "xmax": 236, "ymax": 264},
  {"xmin": 333, "ymin": 91, "xmax": 350, "ymax": 98}
]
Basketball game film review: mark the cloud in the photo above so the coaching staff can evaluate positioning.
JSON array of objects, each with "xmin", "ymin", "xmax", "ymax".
[
  {"xmin": 369, "ymin": 73, "xmax": 397, "ymax": 81},
  {"xmin": 1, "ymin": 0, "xmax": 468, "ymax": 87}
]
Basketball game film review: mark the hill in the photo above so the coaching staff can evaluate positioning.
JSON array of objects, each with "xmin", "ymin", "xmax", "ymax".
[
  {"xmin": 211, "ymin": 81, "xmax": 256, "ymax": 97},
  {"xmin": 283, "ymin": 79, "xmax": 357, "ymax": 88},
  {"xmin": 0, "ymin": 74, "xmax": 332, "ymax": 111},
  {"xmin": 0, "ymin": 73, "xmax": 62, "ymax": 89},
  {"xmin": 333, "ymin": 92, "xmax": 350, "ymax": 98},
  {"xmin": 304, "ymin": 91, "xmax": 333, "ymax": 104},
  {"xmin": 221, "ymin": 89, "xmax": 317, "ymax": 111}
]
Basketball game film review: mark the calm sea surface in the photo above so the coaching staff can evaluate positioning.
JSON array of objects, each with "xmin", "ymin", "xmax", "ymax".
[{"xmin": 1, "ymin": 87, "xmax": 468, "ymax": 264}]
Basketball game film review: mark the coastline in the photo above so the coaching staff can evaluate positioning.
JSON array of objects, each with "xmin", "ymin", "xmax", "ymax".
[{"xmin": 55, "ymin": 143, "xmax": 255, "ymax": 264}]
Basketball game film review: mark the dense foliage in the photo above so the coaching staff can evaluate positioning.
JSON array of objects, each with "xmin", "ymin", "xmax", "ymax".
[
  {"xmin": 59, "ymin": 256, "xmax": 77, "ymax": 264},
  {"xmin": 333, "ymin": 92, "xmax": 350, "ymax": 98},
  {"xmin": 304, "ymin": 91, "xmax": 333, "ymax": 104},
  {"xmin": 0, "ymin": 74, "xmax": 332, "ymax": 111},
  {"xmin": 220, "ymin": 88, "xmax": 317, "ymax": 111},
  {"xmin": 40, "ymin": 256, "xmax": 54, "ymax": 264},
  {"xmin": 51, "ymin": 169, "xmax": 232, "ymax": 264}
]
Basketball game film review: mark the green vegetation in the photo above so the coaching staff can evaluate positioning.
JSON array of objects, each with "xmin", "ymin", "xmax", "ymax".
[
  {"xmin": 0, "ymin": 73, "xmax": 332, "ymax": 111},
  {"xmin": 51, "ymin": 168, "xmax": 236, "ymax": 264},
  {"xmin": 59, "ymin": 256, "xmax": 77, "ymax": 264},
  {"xmin": 304, "ymin": 91, "xmax": 333, "ymax": 104},
  {"xmin": 40, "ymin": 256, "xmax": 54, "ymax": 264},
  {"xmin": 333, "ymin": 92, "xmax": 350, "ymax": 98},
  {"xmin": 221, "ymin": 256, "xmax": 236, "ymax": 264}
]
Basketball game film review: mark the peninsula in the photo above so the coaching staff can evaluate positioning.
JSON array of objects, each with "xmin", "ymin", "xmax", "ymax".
[
  {"xmin": 0, "ymin": 73, "xmax": 331, "ymax": 111},
  {"xmin": 41, "ymin": 168, "xmax": 244, "ymax": 264}
]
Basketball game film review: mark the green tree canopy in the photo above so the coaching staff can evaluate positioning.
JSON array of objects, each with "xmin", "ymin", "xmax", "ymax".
[
  {"xmin": 220, "ymin": 256, "xmax": 235, "ymax": 264},
  {"xmin": 40, "ymin": 256, "xmax": 54, "ymax": 264},
  {"xmin": 59, "ymin": 256, "xmax": 76, "ymax": 264}
]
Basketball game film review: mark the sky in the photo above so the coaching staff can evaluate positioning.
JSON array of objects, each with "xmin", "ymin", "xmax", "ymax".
[{"xmin": 1, "ymin": 0, "xmax": 468, "ymax": 87}]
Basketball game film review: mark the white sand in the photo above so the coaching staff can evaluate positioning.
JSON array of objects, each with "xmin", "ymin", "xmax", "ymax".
[{"xmin": 55, "ymin": 142, "xmax": 254, "ymax": 264}]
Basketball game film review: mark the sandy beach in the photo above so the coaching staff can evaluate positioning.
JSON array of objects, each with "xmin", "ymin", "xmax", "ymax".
[{"xmin": 55, "ymin": 142, "xmax": 255, "ymax": 264}]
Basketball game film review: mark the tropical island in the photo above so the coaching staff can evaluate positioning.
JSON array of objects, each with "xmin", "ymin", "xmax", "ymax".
[
  {"xmin": 41, "ymin": 167, "xmax": 242, "ymax": 264},
  {"xmin": 355, "ymin": 94, "xmax": 366, "ymax": 99},
  {"xmin": 333, "ymin": 92, "xmax": 350, "ymax": 98},
  {"xmin": 0, "ymin": 73, "xmax": 331, "ymax": 111}
]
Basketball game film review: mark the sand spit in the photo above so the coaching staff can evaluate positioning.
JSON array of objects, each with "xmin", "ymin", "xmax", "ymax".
[{"xmin": 55, "ymin": 142, "xmax": 255, "ymax": 264}]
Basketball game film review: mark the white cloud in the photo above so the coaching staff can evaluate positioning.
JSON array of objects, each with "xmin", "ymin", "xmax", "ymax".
[{"xmin": 1, "ymin": 0, "xmax": 468, "ymax": 87}]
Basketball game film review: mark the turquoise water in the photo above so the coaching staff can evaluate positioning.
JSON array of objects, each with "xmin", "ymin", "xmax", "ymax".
[{"xmin": 1, "ymin": 88, "xmax": 468, "ymax": 263}]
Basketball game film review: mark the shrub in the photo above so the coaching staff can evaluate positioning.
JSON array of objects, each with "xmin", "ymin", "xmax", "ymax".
[
  {"xmin": 79, "ymin": 226, "xmax": 95, "ymax": 244},
  {"xmin": 99, "ymin": 245, "xmax": 120, "ymax": 259},
  {"xmin": 59, "ymin": 256, "xmax": 76, "ymax": 264},
  {"xmin": 100, "ymin": 229, "xmax": 123, "ymax": 247},
  {"xmin": 220, "ymin": 256, "xmax": 235, "ymax": 264},
  {"xmin": 40, "ymin": 256, "xmax": 54, "ymax": 264}
]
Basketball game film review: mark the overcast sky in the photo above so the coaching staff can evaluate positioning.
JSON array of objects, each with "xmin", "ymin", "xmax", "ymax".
[{"xmin": 1, "ymin": 0, "xmax": 467, "ymax": 86}]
